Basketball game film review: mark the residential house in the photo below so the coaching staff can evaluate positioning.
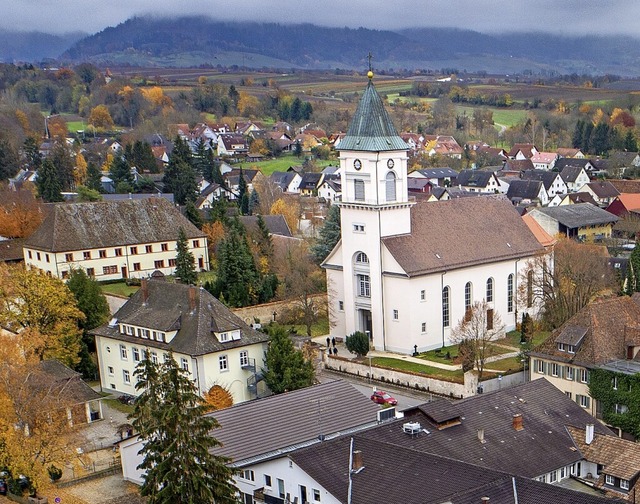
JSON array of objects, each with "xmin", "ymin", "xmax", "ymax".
[
  {"xmin": 235, "ymin": 121, "xmax": 263, "ymax": 136},
  {"xmin": 408, "ymin": 167, "xmax": 458, "ymax": 186},
  {"xmin": 37, "ymin": 359, "xmax": 103, "ymax": 426},
  {"xmin": 530, "ymin": 151, "xmax": 559, "ymax": 170},
  {"xmin": 424, "ymin": 135, "xmax": 463, "ymax": 159},
  {"xmin": 270, "ymin": 171, "xmax": 302, "ymax": 193},
  {"xmin": 579, "ymin": 181, "xmax": 621, "ymax": 207},
  {"xmin": 521, "ymin": 169, "xmax": 568, "ymax": 197},
  {"xmin": 317, "ymin": 177, "xmax": 341, "ymax": 202},
  {"xmin": 502, "ymin": 158, "xmax": 535, "ymax": 173},
  {"xmin": 610, "ymin": 179, "xmax": 640, "ymax": 195},
  {"xmin": 23, "ymin": 199, "xmax": 209, "ymax": 280},
  {"xmin": 508, "ymin": 143, "xmax": 539, "ymax": 160},
  {"xmin": 529, "ymin": 296, "xmax": 640, "ymax": 427},
  {"xmin": 217, "ymin": 134, "xmax": 249, "ymax": 157},
  {"xmin": 293, "ymin": 133, "xmax": 323, "ymax": 152},
  {"xmin": 399, "ymin": 132, "xmax": 424, "ymax": 153},
  {"xmin": 272, "ymin": 121, "xmax": 294, "ymax": 137},
  {"xmin": 474, "ymin": 145, "xmax": 508, "ymax": 167},
  {"xmin": 522, "ymin": 214, "xmax": 556, "ymax": 250},
  {"xmin": 239, "ymin": 215, "xmax": 292, "ymax": 238},
  {"xmin": 555, "ymin": 158, "xmax": 597, "ymax": 175},
  {"xmin": 561, "ymin": 165, "xmax": 591, "ymax": 193},
  {"xmin": 548, "ymin": 192, "xmax": 598, "ymax": 207},
  {"xmin": 407, "ymin": 177, "xmax": 433, "ymax": 195},
  {"xmin": 528, "ymin": 203, "xmax": 619, "ymax": 241},
  {"xmin": 224, "ymin": 169, "xmax": 265, "ymax": 200},
  {"xmin": 454, "ymin": 169, "xmax": 501, "ymax": 193},
  {"xmin": 195, "ymin": 183, "xmax": 234, "ymax": 210},
  {"xmin": 92, "ymin": 279, "xmax": 269, "ymax": 403},
  {"xmin": 606, "ymin": 193, "xmax": 640, "ymax": 218},
  {"xmin": 0, "ymin": 238, "xmax": 26, "ymax": 265},
  {"xmin": 506, "ymin": 179, "xmax": 549, "ymax": 206},
  {"xmin": 298, "ymin": 172, "xmax": 323, "ymax": 196},
  {"xmin": 119, "ymin": 380, "xmax": 381, "ymax": 487},
  {"xmin": 557, "ymin": 147, "xmax": 586, "ymax": 159}
]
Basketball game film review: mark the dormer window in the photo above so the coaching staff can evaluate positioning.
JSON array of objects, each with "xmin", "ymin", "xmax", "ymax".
[
  {"xmin": 219, "ymin": 332, "xmax": 229, "ymax": 342},
  {"xmin": 216, "ymin": 330, "xmax": 240, "ymax": 343}
]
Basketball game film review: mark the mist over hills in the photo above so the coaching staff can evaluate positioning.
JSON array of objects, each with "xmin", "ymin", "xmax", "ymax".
[{"xmin": 4, "ymin": 17, "xmax": 640, "ymax": 76}]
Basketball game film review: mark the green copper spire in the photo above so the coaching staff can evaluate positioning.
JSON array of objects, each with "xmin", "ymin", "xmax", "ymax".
[{"xmin": 338, "ymin": 76, "xmax": 408, "ymax": 152}]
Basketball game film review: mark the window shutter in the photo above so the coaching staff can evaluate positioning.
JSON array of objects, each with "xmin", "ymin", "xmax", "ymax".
[
  {"xmin": 385, "ymin": 172, "xmax": 396, "ymax": 201},
  {"xmin": 354, "ymin": 179, "xmax": 365, "ymax": 201}
]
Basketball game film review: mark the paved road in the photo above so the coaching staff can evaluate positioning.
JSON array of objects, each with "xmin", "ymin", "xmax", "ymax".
[{"xmin": 319, "ymin": 368, "xmax": 436, "ymax": 412}]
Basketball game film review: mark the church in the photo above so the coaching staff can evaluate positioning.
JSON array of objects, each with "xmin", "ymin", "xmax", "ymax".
[{"xmin": 322, "ymin": 73, "xmax": 545, "ymax": 354}]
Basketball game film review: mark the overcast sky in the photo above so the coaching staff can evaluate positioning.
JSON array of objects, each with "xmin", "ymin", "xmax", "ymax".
[{"xmin": 5, "ymin": 0, "xmax": 640, "ymax": 37}]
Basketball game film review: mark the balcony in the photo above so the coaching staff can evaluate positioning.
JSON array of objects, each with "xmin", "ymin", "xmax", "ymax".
[{"xmin": 242, "ymin": 357, "xmax": 256, "ymax": 373}]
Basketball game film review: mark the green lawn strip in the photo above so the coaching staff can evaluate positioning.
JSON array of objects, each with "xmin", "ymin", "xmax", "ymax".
[
  {"xmin": 418, "ymin": 344, "xmax": 459, "ymax": 364},
  {"xmin": 497, "ymin": 330, "xmax": 551, "ymax": 349},
  {"xmin": 371, "ymin": 357, "xmax": 463, "ymax": 383},
  {"xmin": 483, "ymin": 356, "xmax": 524, "ymax": 374},
  {"xmin": 290, "ymin": 317, "xmax": 330, "ymax": 338},
  {"xmin": 243, "ymin": 155, "xmax": 337, "ymax": 176},
  {"xmin": 100, "ymin": 282, "xmax": 139, "ymax": 298},
  {"xmin": 102, "ymin": 397, "xmax": 135, "ymax": 415}
]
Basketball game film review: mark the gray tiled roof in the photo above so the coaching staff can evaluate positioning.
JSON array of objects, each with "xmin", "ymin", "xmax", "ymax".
[
  {"xmin": 24, "ymin": 198, "xmax": 204, "ymax": 252},
  {"xmin": 560, "ymin": 165, "xmax": 585, "ymax": 183},
  {"xmin": 382, "ymin": 197, "xmax": 544, "ymax": 277},
  {"xmin": 414, "ymin": 167, "xmax": 458, "ymax": 178},
  {"xmin": 39, "ymin": 359, "xmax": 102, "ymax": 404},
  {"xmin": 239, "ymin": 215, "xmax": 292, "ymax": 237},
  {"xmin": 533, "ymin": 203, "xmax": 618, "ymax": 228},
  {"xmin": 208, "ymin": 380, "xmax": 380, "ymax": 464},
  {"xmin": 520, "ymin": 169, "xmax": 561, "ymax": 191},
  {"xmin": 359, "ymin": 379, "xmax": 611, "ymax": 479},
  {"xmin": 91, "ymin": 281, "xmax": 268, "ymax": 356},
  {"xmin": 555, "ymin": 325, "xmax": 588, "ymax": 346},
  {"xmin": 337, "ymin": 79, "xmax": 409, "ymax": 152},
  {"xmin": 506, "ymin": 179, "xmax": 544, "ymax": 200},
  {"xmin": 455, "ymin": 169, "xmax": 496, "ymax": 188}
]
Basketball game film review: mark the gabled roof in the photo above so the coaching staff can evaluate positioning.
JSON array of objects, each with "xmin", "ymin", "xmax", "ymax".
[
  {"xmin": 557, "ymin": 147, "xmax": 583, "ymax": 157},
  {"xmin": 91, "ymin": 281, "xmax": 268, "ymax": 357},
  {"xmin": 298, "ymin": 172, "xmax": 322, "ymax": 190},
  {"xmin": 411, "ymin": 167, "xmax": 458, "ymax": 179},
  {"xmin": 532, "ymin": 203, "xmax": 618, "ymax": 228},
  {"xmin": 359, "ymin": 379, "xmax": 610, "ymax": 479},
  {"xmin": 503, "ymin": 159, "xmax": 535, "ymax": 172},
  {"xmin": 454, "ymin": 169, "xmax": 497, "ymax": 188},
  {"xmin": 530, "ymin": 151, "xmax": 558, "ymax": 164},
  {"xmin": 382, "ymin": 197, "xmax": 544, "ymax": 277},
  {"xmin": 584, "ymin": 181, "xmax": 620, "ymax": 199},
  {"xmin": 0, "ymin": 238, "xmax": 26, "ymax": 262},
  {"xmin": 520, "ymin": 169, "xmax": 563, "ymax": 191},
  {"xmin": 239, "ymin": 214, "xmax": 292, "ymax": 237},
  {"xmin": 555, "ymin": 158, "xmax": 594, "ymax": 171},
  {"xmin": 562, "ymin": 192, "xmax": 598, "ymax": 205},
  {"xmin": 522, "ymin": 214, "xmax": 556, "ymax": 248},
  {"xmin": 506, "ymin": 179, "xmax": 544, "ymax": 200},
  {"xmin": 608, "ymin": 193, "xmax": 640, "ymax": 213},
  {"xmin": 24, "ymin": 199, "xmax": 204, "ymax": 253},
  {"xmin": 531, "ymin": 296, "xmax": 640, "ymax": 367},
  {"xmin": 561, "ymin": 165, "xmax": 588, "ymax": 183},
  {"xmin": 209, "ymin": 380, "xmax": 380, "ymax": 465},
  {"xmin": 508, "ymin": 143, "xmax": 537, "ymax": 158},
  {"xmin": 270, "ymin": 171, "xmax": 298, "ymax": 190},
  {"xmin": 337, "ymin": 78, "xmax": 408, "ymax": 152},
  {"xmin": 609, "ymin": 179, "xmax": 640, "ymax": 194},
  {"xmin": 38, "ymin": 359, "xmax": 102, "ymax": 404}
]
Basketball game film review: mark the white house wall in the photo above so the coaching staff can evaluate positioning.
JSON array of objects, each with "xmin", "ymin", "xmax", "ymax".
[{"xmin": 24, "ymin": 239, "xmax": 209, "ymax": 281}]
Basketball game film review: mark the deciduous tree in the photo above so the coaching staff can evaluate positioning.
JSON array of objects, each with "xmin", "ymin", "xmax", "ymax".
[
  {"xmin": 270, "ymin": 197, "xmax": 299, "ymax": 235},
  {"xmin": 0, "ymin": 186, "xmax": 44, "ymax": 238},
  {"xmin": 88, "ymin": 104, "xmax": 115, "ymax": 130},
  {"xmin": 451, "ymin": 300, "xmax": 505, "ymax": 380}
]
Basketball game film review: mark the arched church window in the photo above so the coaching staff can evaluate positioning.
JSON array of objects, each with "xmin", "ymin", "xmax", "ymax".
[
  {"xmin": 385, "ymin": 171, "xmax": 397, "ymax": 202},
  {"xmin": 442, "ymin": 286, "xmax": 450, "ymax": 327},
  {"xmin": 355, "ymin": 252, "xmax": 369, "ymax": 264}
]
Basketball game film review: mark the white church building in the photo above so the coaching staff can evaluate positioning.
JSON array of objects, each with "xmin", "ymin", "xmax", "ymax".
[{"xmin": 323, "ymin": 74, "xmax": 546, "ymax": 354}]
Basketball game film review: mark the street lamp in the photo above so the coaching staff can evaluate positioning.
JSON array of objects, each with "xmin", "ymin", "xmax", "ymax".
[{"xmin": 368, "ymin": 354, "xmax": 372, "ymax": 384}]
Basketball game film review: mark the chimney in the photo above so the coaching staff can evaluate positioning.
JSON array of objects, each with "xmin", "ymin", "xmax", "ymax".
[
  {"xmin": 477, "ymin": 428, "xmax": 485, "ymax": 444},
  {"xmin": 586, "ymin": 424, "xmax": 594, "ymax": 445},
  {"xmin": 141, "ymin": 278, "xmax": 148, "ymax": 304},
  {"xmin": 512, "ymin": 413, "xmax": 524, "ymax": 431},
  {"xmin": 352, "ymin": 450, "xmax": 364, "ymax": 472},
  {"xmin": 188, "ymin": 285, "xmax": 197, "ymax": 312}
]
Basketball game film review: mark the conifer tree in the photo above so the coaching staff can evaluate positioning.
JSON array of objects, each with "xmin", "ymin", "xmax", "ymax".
[
  {"xmin": 109, "ymin": 154, "xmax": 133, "ymax": 190},
  {"xmin": 174, "ymin": 228, "xmax": 198, "ymax": 285},
  {"xmin": 132, "ymin": 352, "xmax": 237, "ymax": 504},
  {"xmin": 36, "ymin": 158, "xmax": 64, "ymax": 202},
  {"xmin": 311, "ymin": 204, "xmax": 341, "ymax": 264},
  {"xmin": 86, "ymin": 161, "xmax": 103, "ymax": 192},
  {"xmin": 249, "ymin": 189, "xmax": 260, "ymax": 215},
  {"xmin": 237, "ymin": 168, "xmax": 248, "ymax": 208},
  {"xmin": 627, "ymin": 242, "xmax": 640, "ymax": 294},
  {"xmin": 262, "ymin": 325, "xmax": 315, "ymax": 394},
  {"xmin": 163, "ymin": 158, "xmax": 198, "ymax": 205}
]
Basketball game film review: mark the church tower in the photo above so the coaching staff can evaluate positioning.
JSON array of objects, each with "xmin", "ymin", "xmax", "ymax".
[{"xmin": 335, "ymin": 71, "xmax": 413, "ymax": 350}]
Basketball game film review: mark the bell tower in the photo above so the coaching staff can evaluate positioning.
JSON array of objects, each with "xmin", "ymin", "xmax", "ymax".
[{"xmin": 335, "ymin": 71, "xmax": 413, "ymax": 350}]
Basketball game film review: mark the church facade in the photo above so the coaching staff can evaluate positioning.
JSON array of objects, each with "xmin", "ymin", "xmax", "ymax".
[{"xmin": 323, "ymin": 76, "xmax": 546, "ymax": 354}]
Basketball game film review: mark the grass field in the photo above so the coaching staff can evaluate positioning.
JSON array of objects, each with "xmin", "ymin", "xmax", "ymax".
[
  {"xmin": 484, "ymin": 356, "xmax": 524, "ymax": 374},
  {"xmin": 244, "ymin": 154, "xmax": 337, "ymax": 176},
  {"xmin": 100, "ymin": 282, "xmax": 139, "ymax": 298},
  {"xmin": 291, "ymin": 317, "xmax": 330, "ymax": 338},
  {"xmin": 372, "ymin": 356, "xmax": 464, "ymax": 383},
  {"xmin": 455, "ymin": 105, "xmax": 528, "ymax": 129}
]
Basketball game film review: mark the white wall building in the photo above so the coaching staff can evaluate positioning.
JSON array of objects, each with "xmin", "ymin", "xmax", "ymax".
[
  {"xmin": 323, "ymin": 76, "xmax": 546, "ymax": 354},
  {"xmin": 23, "ymin": 198, "xmax": 208, "ymax": 281}
]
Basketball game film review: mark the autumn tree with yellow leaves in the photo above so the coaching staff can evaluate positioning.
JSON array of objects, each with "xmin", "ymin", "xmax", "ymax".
[
  {"xmin": 270, "ymin": 197, "xmax": 300, "ymax": 235},
  {"xmin": 0, "ymin": 265, "xmax": 85, "ymax": 367}
]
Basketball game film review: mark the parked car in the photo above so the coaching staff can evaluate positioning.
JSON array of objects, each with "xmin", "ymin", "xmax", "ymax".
[{"xmin": 370, "ymin": 390, "xmax": 397, "ymax": 406}]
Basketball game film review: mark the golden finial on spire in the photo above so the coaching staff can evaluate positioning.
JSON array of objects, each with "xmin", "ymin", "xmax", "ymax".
[{"xmin": 367, "ymin": 52, "xmax": 374, "ymax": 79}]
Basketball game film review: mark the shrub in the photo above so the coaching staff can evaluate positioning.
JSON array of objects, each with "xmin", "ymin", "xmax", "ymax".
[{"xmin": 345, "ymin": 331, "xmax": 369, "ymax": 357}]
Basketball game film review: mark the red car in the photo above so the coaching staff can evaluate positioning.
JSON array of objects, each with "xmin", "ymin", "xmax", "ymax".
[{"xmin": 370, "ymin": 390, "xmax": 397, "ymax": 406}]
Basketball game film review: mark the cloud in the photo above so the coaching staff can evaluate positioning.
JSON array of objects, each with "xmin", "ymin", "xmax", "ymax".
[{"xmin": 3, "ymin": 0, "xmax": 640, "ymax": 37}]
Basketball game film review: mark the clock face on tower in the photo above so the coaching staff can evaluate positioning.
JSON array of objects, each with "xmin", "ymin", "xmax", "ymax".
[
  {"xmin": 387, "ymin": 159, "xmax": 395, "ymax": 169},
  {"xmin": 354, "ymin": 159, "xmax": 362, "ymax": 170}
]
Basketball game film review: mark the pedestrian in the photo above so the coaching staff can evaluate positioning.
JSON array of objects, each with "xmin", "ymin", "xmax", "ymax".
[
  {"xmin": 333, "ymin": 347, "xmax": 338, "ymax": 355},
  {"xmin": 331, "ymin": 337, "xmax": 336, "ymax": 347},
  {"xmin": 326, "ymin": 337, "xmax": 331, "ymax": 348}
]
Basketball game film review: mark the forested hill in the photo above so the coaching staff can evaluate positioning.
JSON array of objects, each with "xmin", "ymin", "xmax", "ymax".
[
  {"xmin": 0, "ymin": 31, "xmax": 84, "ymax": 62},
  {"xmin": 22, "ymin": 17, "xmax": 640, "ymax": 76}
]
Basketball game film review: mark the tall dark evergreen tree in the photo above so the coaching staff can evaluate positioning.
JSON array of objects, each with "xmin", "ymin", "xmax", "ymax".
[
  {"xmin": 240, "ymin": 192, "xmax": 250, "ymax": 216},
  {"xmin": 129, "ymin": 140, "xmax": 158, "ymax": 173},
  {"xmin": 0, "ymin": 139, "xmax": 20, "ymax": 181},
  {"xmin": 248, "ymin": 189, "xmax": 260, "ymax": 215},
  {"xmin": 311, "ymin": 204, "xmax": 341, "ymax": 264},
  {"xmin": 51, "ymin": 143, "xmax": 75, "ymax": 190},
  {"xmin": 237, "ymin": 168, "xmax": 248, "ymax": 207},
  {"xmin": 109, "ymin": 154, "xmax": 133, "ymax": 190},
  {"xmin": 572, "ymin": 119, "xmax": 585, "ymax": 149},
  {"xmin": 174, "ymin": 227, "xmax": 198, "ymax": 285},
  {"xmin": 163, "ymin": 158, "xmax": 198, "ymax": 205},
  {"xmin": 624, "ymin": 130, "xmax": 638, "ymax": 152},
  {"xmin": 171, "ymin": 135, "xmax": 193, "ymax": 165},
  {"xmin": 185, "ymin": 200, "xmax": 203, "ymax": 229},
  {"xmin": 86, "ymin": 161, "xmax": 103, "ymax": 192},
  {"xmin": 255, "ymin": 214, "xmax": 273, "ymax": 259},
  {"xmin": 23, "ymin": 137, "xmax": 42, "ymax": 171},
  {"xmin": 36, "ymin": 157, "xmax": 64, "ymax": 202},
  {"xmin": 262, "ymin": 325, "xmax": 315, "ymax": 394},
  {"xmin": 132, "ymin": 353, "xmax": 237, "ymax": 504}
]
